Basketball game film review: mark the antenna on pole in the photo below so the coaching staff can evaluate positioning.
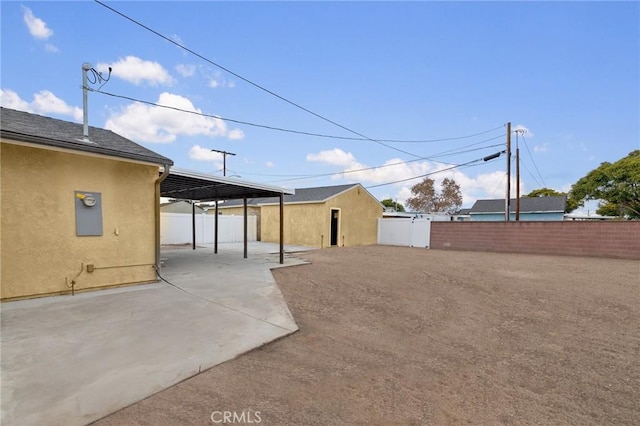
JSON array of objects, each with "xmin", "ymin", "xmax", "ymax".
[{"xmin": 81, "ymin": 62, "xmax": 112, "ymax": 142}]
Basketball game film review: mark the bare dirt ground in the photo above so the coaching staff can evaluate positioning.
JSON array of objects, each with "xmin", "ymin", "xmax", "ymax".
[{"xmin": 95, "ymin": 246, "xmax": 639, "ymax": 425}]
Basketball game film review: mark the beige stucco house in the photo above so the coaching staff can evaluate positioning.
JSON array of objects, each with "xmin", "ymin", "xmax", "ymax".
[
  {"xmin": 0, "ymin": 108, "xmax": 173, "ymax": 300},
  {"xmin": 216, "ymin": 184, "xmax": 383, "ymax": 248}
]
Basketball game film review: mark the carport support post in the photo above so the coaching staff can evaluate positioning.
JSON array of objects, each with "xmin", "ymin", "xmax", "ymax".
[
  {"xmin": 192, "ymin": 201, "xmax": 196, "ymax": 250},
  {"xmin": 279, "ymin": 192, "xmax": 284, "ymax": 264},
  {"xmin": 243, "ymin": 197, "xmax": 248, "ymax": 259},
  {"xmin": 214, "ymin": 200, "xmax": 219, "ymax": 254}
]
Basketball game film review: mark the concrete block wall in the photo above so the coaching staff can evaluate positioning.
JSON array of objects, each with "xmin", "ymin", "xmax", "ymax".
[{"xmin": 430, "ymin": 221, "xmax": 640, "ymax": 259}]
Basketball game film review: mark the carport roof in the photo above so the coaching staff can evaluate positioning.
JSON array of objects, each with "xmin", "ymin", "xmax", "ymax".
[{"xmin": 161, "ymin": 168, "xmax": 294, "ymax": 201}]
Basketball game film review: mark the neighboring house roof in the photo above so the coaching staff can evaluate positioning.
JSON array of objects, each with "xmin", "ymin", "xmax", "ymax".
[
  {"xmin": 470, "ymin": 196, "xmax": 567, "ymax": 214},
  {"xmin": 0, "ymin": 107, "xmax": 173, "ymax": 166},
  {"xmin": 219, "ymin": 183, "xmax": 375, "ymax": 207}
]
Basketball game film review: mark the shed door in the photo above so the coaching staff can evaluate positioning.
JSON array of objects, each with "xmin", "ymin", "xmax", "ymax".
[{"xmin": 330, "ymin": 209, "xmax": 340, "ymax": 246}]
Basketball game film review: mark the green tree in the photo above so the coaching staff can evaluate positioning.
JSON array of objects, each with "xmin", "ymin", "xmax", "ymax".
[
  {"xmin": 523, "ymin": 187, "xmax": 578, "ymax": 212},
  {"xmin": 381, "ymin": 198, "xmax": 405, "ymax": 212},
  {"xmin": 524, "ymin": 187, "xmax": 564, "ymax": 198},
  {"xmin": 568, "ymin": 150, "xmax": 640, "ymax": 218},
  {"xmin": 406, "ymin": 177, "xmax": 462, "ymax": 213}
]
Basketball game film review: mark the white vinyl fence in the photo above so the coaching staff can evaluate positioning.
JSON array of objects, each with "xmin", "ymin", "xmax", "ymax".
[
  {"xmin": 161, "ymin": 213, "xmax": 257, "ymax": 245},
  {"xmin": 377, "ymin": 218, "xmax": 431, "ymax": 248}
]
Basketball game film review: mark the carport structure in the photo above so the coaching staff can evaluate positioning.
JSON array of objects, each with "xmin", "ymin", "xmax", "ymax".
[{"xmin": 158, "ymin": 168, "xmax": 294, "ymax": 264}]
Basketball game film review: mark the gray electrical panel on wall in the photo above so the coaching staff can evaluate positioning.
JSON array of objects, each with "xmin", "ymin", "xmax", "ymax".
[{"xmin": 75, "ymin": 191, "xmax": 103, "ymax": 236}]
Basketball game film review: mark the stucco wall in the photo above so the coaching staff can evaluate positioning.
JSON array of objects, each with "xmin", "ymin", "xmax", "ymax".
[
  {"xmin": 1, "ymin": 142, "xmax": 158, "ymax": 300},
  {"xmin": 215, "ymin": 205, "xmax": 260, "ymax": 216},
  {"xmin": 430, "ymin": 221, "xmax": 640, "ymax": 259},
  {"xmin": 260, "ymin": 186, "xmax": 382, "ymax": 248}
]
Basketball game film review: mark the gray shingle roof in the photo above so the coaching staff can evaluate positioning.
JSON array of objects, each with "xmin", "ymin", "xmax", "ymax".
[
  {"xmin": 220, "ymin": 183, "xmax": 360, "ymax": 207},
  {"xmin": 470, "ymin": 196, "xmax": 567, "ymax": 214},
  {"xmin": 0, "ymin": 107, "xmax": 173, "ymax": 166}
]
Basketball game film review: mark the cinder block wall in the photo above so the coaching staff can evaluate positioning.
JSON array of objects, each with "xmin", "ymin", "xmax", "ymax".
[{"xmin": 430, "ymin": 222, "xmax": 640, "ymax": 259}]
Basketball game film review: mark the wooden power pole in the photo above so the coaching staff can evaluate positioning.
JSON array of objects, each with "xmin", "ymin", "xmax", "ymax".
[{"xmin": 505, "ymin": 122, "xmax": 511, "ymax": 221}]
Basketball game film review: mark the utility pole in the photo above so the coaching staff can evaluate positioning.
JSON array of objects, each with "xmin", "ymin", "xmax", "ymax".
[
  {"xmin": 211, "ymin": 149, "xmax": 236, "ymax": 176},
  {"xmin": 515, "ymin": 128, "xmax": 524, "ymax": 221},
  {"xmin": 516, "ymin": 146, "xmax": 520, "ymax": 221},
  {"xmin": 505, "ymin": 122, "xmax": 511, "ymax": 221}
]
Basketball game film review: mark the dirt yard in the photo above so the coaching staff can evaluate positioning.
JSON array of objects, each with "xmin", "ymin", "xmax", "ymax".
[{"xmin": 95, "ymin": 246, "xmax": 639, "ymax": 425}]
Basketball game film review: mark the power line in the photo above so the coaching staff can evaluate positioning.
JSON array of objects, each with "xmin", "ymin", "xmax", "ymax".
[
  {"xmin": 91, "ymin": 88, "xmax": 504, "ymax": 146},
  {"xmin": 92, "ymin": 1, "xmax": 501, "ymax": 158},
  {"xmin": 254, "ymin": 141, "xmax": 504, "ymax": 184},
  {"xmin": 366, "ymin": 152, "xmax": 504, "ymax": 189},
  {"xmin": 521, "ymin": 134, "xmax": 546, "ymax": 187}
]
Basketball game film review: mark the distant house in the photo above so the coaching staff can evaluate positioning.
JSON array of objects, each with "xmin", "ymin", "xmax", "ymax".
[
  {"xmin": 216, "ymin": 183, "xmax": 383, "ymax": 247},
  {"xmin": 469, "ymin": 196, "xmax": 567, "ymax": 221},
  {"xmin": 1, "ymin": 107, "xmax": 173, "ymax": 300}
]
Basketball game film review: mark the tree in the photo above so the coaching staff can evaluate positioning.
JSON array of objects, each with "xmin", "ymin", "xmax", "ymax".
[
  {"xmin": 568, "ymin": 150, "xmax": 640, "ymax": 219},
  {"xmin": 523, "ymin": 187, "xmax": 579, "ymax": 212},
  {"xmin": 381, "ymin": 198, "xmax": 405, "ymax": 212},
  {"xmin": 524, "ymin": 187, "xmax": 564, "ymax": 198},
  {"xmin": 406, "ymin": 177, "xmax": 462, "ymax": 213}
]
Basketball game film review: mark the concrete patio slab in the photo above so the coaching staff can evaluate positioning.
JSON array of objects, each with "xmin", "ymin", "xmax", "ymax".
[{"xmin": 1, "ymin": 242, "xmax": 312, "ymax": 426}]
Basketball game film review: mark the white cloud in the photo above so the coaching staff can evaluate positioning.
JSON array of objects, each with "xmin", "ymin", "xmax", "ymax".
[
  {"xmin": 307, "ymin": 148, "xmax": 520, "ymax": 207},
  {"xmin": 265, "ymin": 161, "xmax": 275, "ymax": 168},
  {"xmin": 104, "ymin": 92, "xmax": 239, "ymax": 143},
  {"xmin": 189, "ymin": 145, "xmax": 223, "ymax": 163},
  {"xmin": 175, "ymin": 64, "xmax": 196, "ymax": 77},
  {"xmin": 227, "ymin": 81, "xmax": 236, "ymax": 88},
  {"xmin": 0, "ymin": 89, "xmax": 31, "ymax": 111},
  {"xmin": 22, "ymin": 6, "xmax": 53, "ymax": 39},
  {"xmin": 1, "ymin": 89, "xmax": 82, "ymax": 122},
  {"xmin": 209, "ymin": 79, "xmax": 219, "ymax": 89},
  {"xmin": 534, "ymin": 142, "xmax": 549, "ymax": 153},
  {"xmin": 44, "ymin": 43, "xmax": 59, "ymax": 53},
  {"xmin": 227, "ymin": 128, "xmax": 245, "ymax": 140},
  {"xmin": 513, "ymin": 124, "xmax": 533, "ymax": 138},
  {"xmin": 307, "ymin": 148, "xmax": 358, "ymax": 167},
  {"xmin": 96, "ymin": 56, "xmax": 174, "ymax": 86},
  {"xmin": 172, "ymin": 34, "xmax": 185, "ymax": 46}
]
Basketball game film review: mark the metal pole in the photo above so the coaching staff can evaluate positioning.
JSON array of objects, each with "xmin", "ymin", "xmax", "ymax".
[
  {"xmin": 243, "ymin": 197, "xmax": 248, "ymax": 259},
  {"xmin": 192, "ymin": 201, "xmax": 196, "ymax": 250},
  {"xmin": 214, "ymin": 200, "xmax": 219, "ymax": 254},
  {"xmin": 505, "ymin": 122, "xmax": 512, "ymax": 222},
  {"xmin": 279, "ymin": 193, "xmax": 284, "ymax": 264},
  {"xmin": 516, "ymin": 147, "xmax": 520, "ymax": 221},
  {"xmin": 82, "ymin": 63, "xmax": 91, "ymax": 141}
]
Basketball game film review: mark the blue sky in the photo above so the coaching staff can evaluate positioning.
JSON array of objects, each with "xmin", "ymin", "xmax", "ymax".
[{"xmin": 2, "ymin": 1, "xmax": 638, "ymax": 209}]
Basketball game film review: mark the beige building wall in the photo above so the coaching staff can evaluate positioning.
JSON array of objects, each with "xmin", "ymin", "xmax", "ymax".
[
  {"xmin": 260, "ymin": 186, "xmax": 382, "ymax": 248},
  {"xmin": 215, "ymin": 205, "xmax": 260, "ymax": 216},
  {"xmin": 1, "ymin": 142, "xmax": 158, "ymax": 300},
  {"xmin": 327, "ymin": 185, "xmax": 382, "ymax": 247}
]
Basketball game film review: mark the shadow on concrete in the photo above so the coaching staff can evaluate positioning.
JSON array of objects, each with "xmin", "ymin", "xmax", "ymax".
[{"xmin": 1, "ymin": 242, "xmax": 313, "ymax": 426}]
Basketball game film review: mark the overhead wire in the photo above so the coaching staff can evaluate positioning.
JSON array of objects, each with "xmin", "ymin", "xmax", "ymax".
[
  {"xmin": 234, "ymin": 138, "xmax": 504, "ymax": 181},
  {"xmin": 366, "ymin": 152, "xmax": 505, "ymax": 189},
  {"xmin": 257, "ymin": 141, "xmax": 505, "ymax": 184},
  {"xmin": 521, "ymin": 133, "xmax": 546, "ymax": 187},
  {"xmin": 93, "ymin": 0, "xmax": 502, "ymax": 159},
  {"xmin": 91, "ymin": 88, "xmax": 504, "ymax": 145}
]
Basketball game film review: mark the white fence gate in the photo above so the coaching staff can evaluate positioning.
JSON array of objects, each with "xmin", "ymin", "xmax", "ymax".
[
  {"xmin": 161, "ymin": 213, "xmax": 257, "ymax": 245},
  {"xmin": 377, "ymin": 218, "xmax": 431, "ymax": 248}
]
